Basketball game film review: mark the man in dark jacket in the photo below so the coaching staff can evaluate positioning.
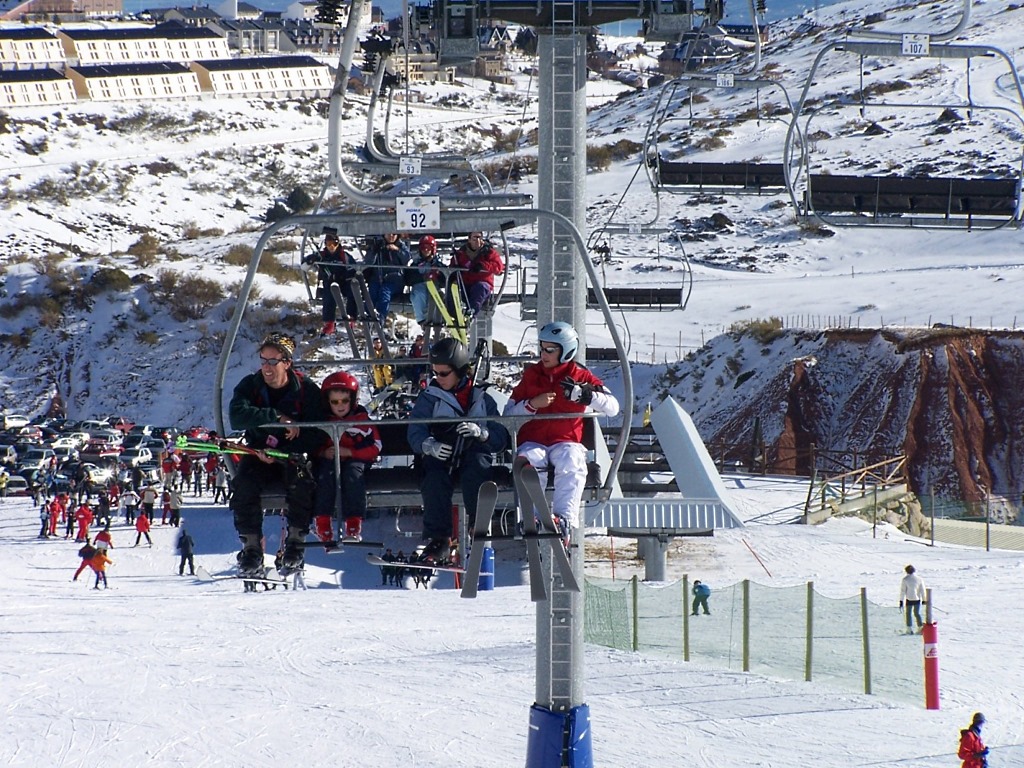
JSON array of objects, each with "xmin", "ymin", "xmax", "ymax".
[
  {"xmin": 229, "ymin": 332, "xmax": 325, "ymax": 576},
  {"xmin": 407, "ymin": 338, "xmax": 508, "ymax": 563},
  {"xmin": 177, "ymin": 526, "xmax": 195, "ymax": 576}
]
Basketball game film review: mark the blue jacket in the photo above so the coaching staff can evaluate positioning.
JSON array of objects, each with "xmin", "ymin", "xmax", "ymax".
[
  {"xmin": 693, "ymin": 583, "xmax": 711, "ymax": 598},
  {"xmin": 407, "ymin": 377, "xmax": 508, "ymax": 457}
]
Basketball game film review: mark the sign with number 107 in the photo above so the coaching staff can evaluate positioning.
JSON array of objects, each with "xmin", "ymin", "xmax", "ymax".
[{"xmin": 901, "ymin": 33, "xmax": 930, "ymax": 56}]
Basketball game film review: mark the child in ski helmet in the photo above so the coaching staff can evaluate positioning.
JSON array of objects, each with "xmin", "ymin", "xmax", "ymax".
[{"xmin": 313, "ymin": 371, "xmax": 381, "ymax": 543}]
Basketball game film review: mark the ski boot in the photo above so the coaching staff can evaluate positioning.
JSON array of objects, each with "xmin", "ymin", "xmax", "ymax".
[
  {"xmin": 417, "ymin": 537, "xmax": 455, "ymax": 565},
  {"xmin": 237, "ymin": 534, "xmax": 264, "ymax": 578},
  {"xmin": 343, "ymin": 516, "xmax": 363, "ymax": 543}
]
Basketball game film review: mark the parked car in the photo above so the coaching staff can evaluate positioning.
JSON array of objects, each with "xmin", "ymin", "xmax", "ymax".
[
  {"xmin": 128, "ymin": 424, "xmax": 154, "ymax": 437},
  {"xmin": 17, "ymin": 447, "xmax": 56, "ymax": 472},
  {"xmin": 80, "ymin": 463, "xmax": 114, "ymax": 489},
  {"xmin": 0, "ymin": 445, "xmax": 16, "ymax": 467},
  {"xmin": 51, "ymin": 445, "xmax": 79, "ymax": 464},
  {"xmin": 120, "ymin": 447, "xmax": 153, "ymax": 467},
  {"xmin": 186, "ymin": 426, "xmax": 210, "ymax": 441},
  {"xmin": 63, "ymin": 432, "xmax": 91, "ymax": 448},
  {"xmin": 50, "ymin": 436, "xmax": 80, "ymax": 451},
  {"xmin": 79, "ymin": 419, "xmax": 111, "ymax": 435},
  {"xmin": 4, "ymin": 474, "xmax": 30, "ymax": 496},
  {"xmin": 0, "ymin": 413, "xmax": 30, "ymax": 430}
]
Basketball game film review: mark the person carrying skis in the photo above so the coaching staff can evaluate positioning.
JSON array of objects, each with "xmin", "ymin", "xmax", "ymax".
[
  {"xmin": 449, "ymin": 231, "xmax": 504, "ymax": 315},
  {"xmin": 366, "ymin": 232, "xmax": 410, "ymax": 325},
  {"xmin": 312, "ymin": 371, "xmax": 381, "ymax": 544},
  {"xmin": 406, "ymin": 234, "xmax": 444, "ymax": 325},
  {"xmin": 503, "ymin": 322, "xmax": 620, "ymax": 543},
  {"xmin": 691, "ymin": 580, "xmax": 711, "ymax": 616},
  {"xmin": 305, "ymin": 227, "xmax": 359, "ymax": 337},
  {"xmin": 228, "ymin": 332, "xmax": 325, "ymax": 577},
  {"xmin": 407, "ymin": 338, "xmax": 509, "ymax": 564},
  {"xmin": 959, "ymin": 712, "xmax": 989, "ymax": 768},
  {"xmin": 899, "ymin": 564, "xmax": 926, "ymax": 634}
]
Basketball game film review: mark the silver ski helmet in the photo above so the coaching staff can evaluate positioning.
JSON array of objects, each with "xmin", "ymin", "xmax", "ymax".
[{"xmin": 538, "ymin": 321, "xmax": 578, "ymax": 364}]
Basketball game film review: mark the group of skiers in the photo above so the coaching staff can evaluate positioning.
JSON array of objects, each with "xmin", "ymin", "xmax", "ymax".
[
  {"xmin": 308, "ymin": 230, "xmax": 505, "ymax": 338},
  {"xmin": 227, "ymin": 319, "xmax": 620, "ymax": 578}
]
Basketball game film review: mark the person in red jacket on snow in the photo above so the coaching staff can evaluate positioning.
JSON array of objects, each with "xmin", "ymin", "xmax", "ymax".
[
  {"xmin": 449, "ymin": 231, "xmax": 504, "ymax": 315},
  {"xmin": 959, "ymin": 712, "xmax": 989, "ymax": 768},
  {"xmin": 504, "ymin": 322, "xmax": 619, "ymax": 542},
  {"xmin": 133, "ymin": 510, "xmax": 153, "ymax": 547},
  {"xmin": 74, "ymin": 502, "xmax": 94, "ymax": 543},
  {"xmin": 312, "ymin": 371, "xmax": 381, "ymax": 543}
]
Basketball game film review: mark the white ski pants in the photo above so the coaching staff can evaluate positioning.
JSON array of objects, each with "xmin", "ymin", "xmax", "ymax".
[{"xmin": 517, "ymin": 441, "xmax": 588, "ymax": 528}]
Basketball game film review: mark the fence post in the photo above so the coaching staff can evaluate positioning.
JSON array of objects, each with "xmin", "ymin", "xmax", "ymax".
[
  {"xmin": 861, "ymin": 587, "xmax": 872, "ymax": 695},
  {"xmin": 930, "ymin": 489, "xmax": 935, "ymax": 546},
  {"xmin": 683, "ymin": 574, "xmax": 689, "ymax": 662},
  {"xmin": 742, "ymin": 579, "xmax": 750, "ymax": 673},
  {"xmin": 631, "ymin": 575, "xmax": 639, "ymax": 652},
  {"xmin": 805, "ymin": 581, "xmax": 814, "ymax": 682},
  {"xmin": 985, "ymin": 491, "xmax": 991, "ymax": 552}
]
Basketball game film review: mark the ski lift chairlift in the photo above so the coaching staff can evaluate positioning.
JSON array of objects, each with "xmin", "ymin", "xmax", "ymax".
[{"xmin": 787, "ymin": 39, "xmax": 1024, "ymax": 230}]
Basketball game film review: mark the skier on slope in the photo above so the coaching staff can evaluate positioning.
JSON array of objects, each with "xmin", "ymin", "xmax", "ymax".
[
  {"xmin": 228, "ymin": 332, "xmax": 325, "ymax": 577},
  {"xmin": 312, "ymin": 371, "xmax": 381, "ymax": 544},
  {"xmin": 406, "ymin": 338, "xmax": 508, "ymax": 564},
  {"xmin": 503, "ymin": 322, "xmax": 620, "ymax": 544},
  {"xmin": 899, "ymin": 564, "xmax": 927, "ymax": 634}
]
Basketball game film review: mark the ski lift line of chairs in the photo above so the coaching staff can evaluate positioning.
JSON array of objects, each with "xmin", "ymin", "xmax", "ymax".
[
  {"xmin": 806, "ymin": 174, "xmax": 1023, "ymax": 230},
  {"xmin": 787, "ymin": 38, "xmax": 1024, "ymax": 230},
  {"xmin": 254, "ymin": 416, "xmax": 606, "ymax": 514}
]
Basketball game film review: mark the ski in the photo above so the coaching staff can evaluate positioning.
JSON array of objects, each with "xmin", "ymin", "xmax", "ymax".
[
  {"xmin": 425, "ymin": 279, "xmax": 467, "ymax": 344},
  {"xmin": 460, "ymin": 481, "xmax": 498, "ymax": 599},
  {"xmin": 195, "ymin": 565, "xmax": 288, "ymax": 588},
  {"xmin": 366, "ymin": 553, "xmax": 468, "ymax": 575},
  {"xmin": 298, "ymin": 538, "xmax": 384, "ymax": 550},
  {"xmin": 329, "ymin": 282, "xmax": 361, "ymax": 356},
  {"xmin": 514, "ymin": 457, "xmax": 581, "ymax": 594},
  {"xmin": 351, "ymin": 275, "xmax": 391, "ymax": 358},
  {"xmin": 512, "ymin": 456, "xmax": 548, "ymax": 602}
]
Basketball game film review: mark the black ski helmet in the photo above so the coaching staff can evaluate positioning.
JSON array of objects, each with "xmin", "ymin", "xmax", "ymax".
[{"xmin": 429, "ymin": 337, "xmax": 470, "ymax": 375}]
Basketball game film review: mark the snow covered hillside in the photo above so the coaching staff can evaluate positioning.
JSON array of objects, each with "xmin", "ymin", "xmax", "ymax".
[
  {"xmin": 3, "ymin": 480, "xmax": 1024, "ymax": 767},
  {"xmin": 2, "ymin": 0, "xmax": 1024, "ymax": 428}
]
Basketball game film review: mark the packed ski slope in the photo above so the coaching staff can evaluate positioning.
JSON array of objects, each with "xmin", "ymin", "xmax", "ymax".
[{"xmin": 3, "ymin": 479, "xmax": 1024, "ymax": 767}]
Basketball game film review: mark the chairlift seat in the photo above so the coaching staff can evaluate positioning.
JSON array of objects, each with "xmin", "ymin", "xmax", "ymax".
[
  {"xmin": 653, "ymin": 158, "xmax": 787, "ymax": 193},
  {"xmin": 808, "ymin": 174, "xmax": 1021, "ymax": 228}
]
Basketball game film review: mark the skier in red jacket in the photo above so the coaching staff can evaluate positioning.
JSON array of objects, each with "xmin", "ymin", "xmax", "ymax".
[
  {"xmin": 504, "ymin": 322, "xmax": 619, "ymax": 539},
  {"xmin": 959, "ymin": 712, "xmax": 989, "ymax": 768},
  {"xmin": 74, "ymin": 502, "xmax": 94, "ymax": 543},
  {"xmin": 133, "ymin": 511, "xmax": 153, "ymax": 547}
]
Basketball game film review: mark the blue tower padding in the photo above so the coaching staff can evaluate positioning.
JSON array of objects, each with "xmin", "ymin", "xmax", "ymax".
[
  {"xmin": 479, "ymin": 546, "xmax": 494, "ymax": 591},
  {"xmin": 525, "ymin": 704, "xmax": 592, "ymax": 768}
]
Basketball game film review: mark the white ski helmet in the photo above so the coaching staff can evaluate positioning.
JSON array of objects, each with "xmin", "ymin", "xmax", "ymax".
[{"xmin": 538, "ymin": 321, "xmax": 578, "ymax": 364}]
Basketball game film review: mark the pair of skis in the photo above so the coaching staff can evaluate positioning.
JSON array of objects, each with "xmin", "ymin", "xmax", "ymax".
[
  {"xmin": 196, "ymin": 565, "xmax": 288, "ymax": 589},
  {"xmin": 460, "ymin": 458, "xmax": 580, "ymax": 601},
  {"xmin": 424, "ymin": 276, "xmax": 468, "ymax": 344}
]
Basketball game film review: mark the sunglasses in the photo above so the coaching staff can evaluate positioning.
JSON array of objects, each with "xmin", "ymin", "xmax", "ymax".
[
  {"xmin": 328, "ymin": 397, "xmax": 351, "ymax": 405},
  {"xmin": 540, "ymin": 346, "xmax": 560, "ymax": 355},
  {"xmin": 432, "ymin": 368, "xmax": 455, "ymax": 377},
  {"xmin": 259, "ymin": 356, "xmax": 286, "ymax": 367}
]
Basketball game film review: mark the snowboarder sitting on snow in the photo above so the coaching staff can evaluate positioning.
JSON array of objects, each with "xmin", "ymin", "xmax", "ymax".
[
  {"xmin": 899, "ymin": 564, "xmax": 926, "ymax": 634},
  {"xmin": 312, "ymin": 371, "xmax": 381, "ymax": 544},
  {"xmin": 959, "ymin": 712, "xmax": 989, "ymax": 768},
  {"xmin": 691, "ymin": 580, "xmax": 711, "ymax": 616},
  {"xmin": 228, "ymin": 332, "xmax": 325, "ymax": 577}
]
